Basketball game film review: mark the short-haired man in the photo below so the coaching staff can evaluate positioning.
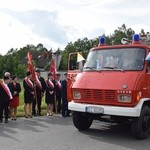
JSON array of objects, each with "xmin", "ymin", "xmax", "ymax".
[
  {"xmin": 0, "ymin": 76, "xmax": 13, "ymax": 123},
  {"xmin": 32, "ymin": 70, "xmax": 46, "ymax": 116},
  {"xmin": 61, "ymin": 73, "xmax": 70, "ymax": 117}
]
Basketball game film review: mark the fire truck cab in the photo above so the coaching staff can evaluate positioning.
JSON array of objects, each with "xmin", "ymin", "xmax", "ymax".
[{"xmin": 68, "ymin": 34, "xmax": 150, "ymax": 139}]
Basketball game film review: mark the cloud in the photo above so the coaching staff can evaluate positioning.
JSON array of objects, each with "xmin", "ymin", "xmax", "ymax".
[
  {"xmin": 1, "ymin": 9, "xmax": 68, "ymax": 44},
  {"xmin": 0, "ymin": 0, "xmax": 150, "ymax": 55}
]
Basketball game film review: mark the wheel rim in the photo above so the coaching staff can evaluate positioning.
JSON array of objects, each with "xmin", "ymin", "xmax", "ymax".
[{"xmin": 142, "ymin": 115, "xmax": 150, "ymax": 132}]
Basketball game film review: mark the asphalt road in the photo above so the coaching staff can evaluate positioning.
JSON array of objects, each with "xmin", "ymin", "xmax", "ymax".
[{"xmin": 0, "ymin": 115, "xmax": 149, "ymax": 150}]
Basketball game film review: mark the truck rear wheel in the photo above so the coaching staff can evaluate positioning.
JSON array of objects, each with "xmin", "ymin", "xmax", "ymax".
[
  {"xmin": 72, "ymin": 111, "xmax": 93, "ymax": 130},
  {"xmin": 131, "ymin": 105, "xmax": 150, "ymax": 140}
]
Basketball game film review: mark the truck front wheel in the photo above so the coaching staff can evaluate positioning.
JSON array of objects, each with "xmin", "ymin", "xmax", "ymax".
[
  {"xmin": 131, "ymin": 105, "xmax": 150, "ymax": 140},
  {"xmin": 72, "ymin": 111, "xmax": 93, "ymax": 130}
]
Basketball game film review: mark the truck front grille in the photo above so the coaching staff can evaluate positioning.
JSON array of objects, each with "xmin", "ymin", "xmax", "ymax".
[{"xmin": 80, "ymin": 89, "xmax": 116, "ymax": 101}]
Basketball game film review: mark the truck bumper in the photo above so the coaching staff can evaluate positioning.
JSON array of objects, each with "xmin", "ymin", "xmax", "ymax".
[{"xmin": 68, "ymin": 101, "xmax": 142, "ymax": 117}]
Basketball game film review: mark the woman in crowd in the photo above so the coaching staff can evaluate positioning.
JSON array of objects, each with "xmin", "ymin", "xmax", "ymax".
[
  {"xmin": 45, "ymin": 73, "xmax": 55, "ymax": 116},
  {"xmin": 23, "ymin": 71, "xmax": 34, "ymax": 118},
  {"xmin": 9, "ymin": 76, "xmax": 21, "ymax": 120}
]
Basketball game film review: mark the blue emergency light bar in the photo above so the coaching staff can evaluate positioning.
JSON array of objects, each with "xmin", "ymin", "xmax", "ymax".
[
  {"xmin": 99, "ymin": 36, "xmax": 105, "ymax": 45},
  {"xmin": 133, "ymin": 34, "xmax": 140, "ymax": 42}
]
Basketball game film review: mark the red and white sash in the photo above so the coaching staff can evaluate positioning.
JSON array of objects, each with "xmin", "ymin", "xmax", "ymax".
[
  {"xmin": 56, "ymin": 80, "xmax": 61, "ymax": 89},
  {"xmin": 36, "ymin": 76, "xmax": 42, "ymax": 90},
  {"xmin": 47, "ymin": 79, "xmax": 54, "ymax": 89},
  {"xmin": 1, "ymin": 82, "xmax": 13, "ymax": 99},
  {"xmin": 24, "ymin": 77, "xmax": 33, "ymax": 89}
]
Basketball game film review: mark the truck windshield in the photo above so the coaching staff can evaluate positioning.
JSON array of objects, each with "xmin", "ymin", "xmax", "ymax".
[{"xmin": 83, "ymin": 48, "xmax": 145, "ymax": 71}]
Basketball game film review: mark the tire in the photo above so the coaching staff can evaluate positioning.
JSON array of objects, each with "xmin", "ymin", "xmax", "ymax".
[
  {"xmin": 72, "ymin": 111, "xmax": 93, "ymax": 130},
  {"xmin": 131, "ymin": 105, "xmax": 150, "ymax": 140}
]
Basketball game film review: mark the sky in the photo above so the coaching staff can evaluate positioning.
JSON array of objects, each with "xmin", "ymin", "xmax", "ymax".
[{"xmin": 0, "ymin": 0, "xmax": 150, "ymax": 55}]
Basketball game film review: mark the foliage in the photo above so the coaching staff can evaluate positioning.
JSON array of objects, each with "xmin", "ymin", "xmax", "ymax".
[
  {"xmin": 108, "ymin": 24, "xmax": 135, "ymax": 45},
  {"xmin": 59, "ymin": 38, "xmax": 98, "ymax": 70},
  {"xmin": 0, "ymin": 44, "xmax": 53, "ymax": 78},
  {"xmin": 15, "ymin": 64, "xmax": 27, "ymax": 78}
]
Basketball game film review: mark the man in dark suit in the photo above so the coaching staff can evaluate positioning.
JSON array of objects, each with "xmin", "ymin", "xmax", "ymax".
[
  {"xmin": 0, "ymin": 76, "xmax": 13, "ymax": 123},
  {"xmin": 61, "ymin": 73, "xmax": 70, "ymax": 117},
  {"xmin": 32, "ymin": 70, "xmax": 46, "ymax": 116}
]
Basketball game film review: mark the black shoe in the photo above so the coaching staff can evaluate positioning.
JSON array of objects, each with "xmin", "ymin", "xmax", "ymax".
[
  {"xmin": 37, "ymin": 112, "xmax": 42, "ymax": 116},
  {"xmin": 0, "ymin": 120, "xmax": 2, "ymax": 123},
  {"xmin": 5, "ymin": 119, "xmax": 8, "ymax": 123},
  {"xmin": 25, "ymin": 115, "xmax": 28, "ymax": 118},
  {"xmin": 62, "ymin": 115, "xmax": 66, "ymax": 118},
  {"xmin": 33, "ymin": 114, "xmax": 37, "ymax": 117},
  {"xmin": 28, "ymin": 115, "xmax": 32, "ymax": 118},
  {"xmin": 32, "ymin": 112, "xmax": 36, "ymax": 115}
]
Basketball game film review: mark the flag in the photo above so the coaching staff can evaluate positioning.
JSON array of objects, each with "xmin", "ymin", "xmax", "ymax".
[
  {"xmin": 77, "ymin": 52, "xmax": 85, "ymax": 62},
  {"xmin": 50, "ymin": 55, "xmax": 57, "ymax": 80},
  {"xmin": 27, "ymin": 51, "xmax": 36, "ymax": 81},
  {"xmin": 145, "ymin": 52, "xmax": 150, "ymax": 60}
]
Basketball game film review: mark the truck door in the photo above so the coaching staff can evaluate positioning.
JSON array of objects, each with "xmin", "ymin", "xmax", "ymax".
[
  {"xmin": 145, "ymin": 53, "xmax": 150, "ymax": 96},
  {"xmin": 67, "ymin": 52, "xmax": 84, "ymax": 101}
]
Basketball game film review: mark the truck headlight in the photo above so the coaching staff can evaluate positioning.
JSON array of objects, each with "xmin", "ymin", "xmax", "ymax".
[
  {"xmin": 118, "ymin": 94, "xmax": 131, "ymax": 103},
  {"xmin": 73, "ymin": 91, "xmax": 81, "ymax": 99}
]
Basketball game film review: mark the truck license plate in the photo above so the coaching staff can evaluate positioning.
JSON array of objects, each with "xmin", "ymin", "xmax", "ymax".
[{"xmin": 86, "ymin": 106, "xmax": 104, "ymax": 114}]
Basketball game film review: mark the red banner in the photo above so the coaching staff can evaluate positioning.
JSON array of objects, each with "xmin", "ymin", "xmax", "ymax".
[
  {"xmin": 50, "ymin": 55, "xmax": 56, "ymax": 80},
  {"xmin": 27, "ymin": 51, "xmax": 36, "ymax": 81}
]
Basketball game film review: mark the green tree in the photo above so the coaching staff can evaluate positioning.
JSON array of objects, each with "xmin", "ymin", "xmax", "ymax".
[
  {"xmin": 108, "ymin": 24, "xmax": 135, "ymax": 45},
  {"xmin": 59, "ymin": 37, "xmax": 98, "ymax": 70},
  {"xmin": 15, "ymin": 64, "xmax": 27, "ymax": 78},
  {"xmin": 59, "ymin": 42, "xmax": 76, "ymax": 70}
]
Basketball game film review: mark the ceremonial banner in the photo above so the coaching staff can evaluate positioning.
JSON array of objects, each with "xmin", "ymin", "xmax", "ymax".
[
  {"xmin": 27, "ymin": 51, "xmax": 36, "ymax": 81},
  {"xmin": 49, "ymin": 55, "xmax": 57, "ymax": 80}
]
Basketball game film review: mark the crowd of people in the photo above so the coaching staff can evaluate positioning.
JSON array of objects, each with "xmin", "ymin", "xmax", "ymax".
[{"xmin": 0, "ymin": 70, "xmax": 70, "ymax": 123}]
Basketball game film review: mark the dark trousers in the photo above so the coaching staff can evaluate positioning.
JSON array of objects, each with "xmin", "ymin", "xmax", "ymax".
[
  {"xmin": 56, "ymin": 96, "xmax": 61, "ymax": 113},
  {"xmin": 0, "ymin": 101, "xmax": 9, "ymax": 121},
  {"xmin": 62, "ymin": 96, "xmax": 70, "ymax": 116},
  {"xmin": 53, "ymin": 96, "xmax": 62, "ymax": 113},
  {"xmin": 32, "ymin": 93, "xmax": 42, "ymax": 115}
]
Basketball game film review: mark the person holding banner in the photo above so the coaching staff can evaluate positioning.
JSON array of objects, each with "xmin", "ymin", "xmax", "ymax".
[
  {"xmin": 55, "ymin": 73, "xmax": 62, "ymax": 113},
  {"xmin": 23, "ymin": 71, "xmax": 34, "ymax": 118},
  {"xmin": 45, "ymin": 72, "xmax": 55, "ymax": 116},
  {"xmin": 0, "ymin": 76, "xmax": 13, "ymax": 123},
  {"xmin": 32, "ymin": 70, "xmax": 46, "ymax": 116}
]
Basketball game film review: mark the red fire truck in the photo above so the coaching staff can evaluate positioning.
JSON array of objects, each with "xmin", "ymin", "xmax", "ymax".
[{"xmin": 67, "ymin": 34, "xmax": 150, "ymax": 139}]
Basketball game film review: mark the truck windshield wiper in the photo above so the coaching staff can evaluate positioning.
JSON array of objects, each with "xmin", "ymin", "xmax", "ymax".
[
  {"xmin": 83, "ymin": 66, "xmax": 101, "ymax": 72},
  {"xmin": 102, "ymin": 66, "xmax": 116, "ymax": 69},
  {"xmin": 84, "ymin": 66, "xmax": 97, "ymax": 70},
  {"xmin": 102, "ymin": 66, "xmax": 124, "ymax": 72}
]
